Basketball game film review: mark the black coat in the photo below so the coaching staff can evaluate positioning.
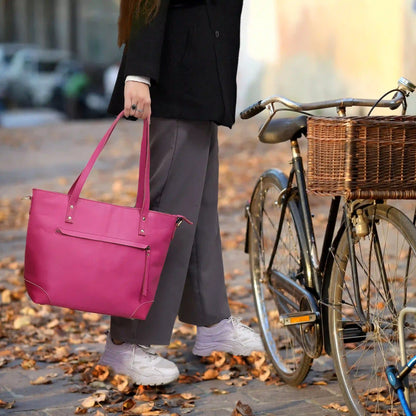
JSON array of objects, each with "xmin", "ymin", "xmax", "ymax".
[{"xmin": 108, "ymin": 0, "xmax": 243, "ymax": 128}]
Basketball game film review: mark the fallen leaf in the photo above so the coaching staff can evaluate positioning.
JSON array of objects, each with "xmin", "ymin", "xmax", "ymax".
[
  {"xmin": 21, "ymin": 359, "xmax": 37, "ymax": 370},
  {"xmin": 0, "ymin": 399, "xmax": 15, "ymax": 409},
  {"xmin": 30, "ymin": 376, "xmax": 52, "ymax": 385},
  {"xmin": 231, "ymin": 400, "xmax": 254, "ymax": 416},
  {"xmin": 180, "ymin": 393, "xmax": 198, "ymax": 400},
  {"xmin": 1, "ymin": 289, "xmax": 11, "ymax": 304},
  {"xmin": 322, "ymin": 402, "xmax": 349, "ymax": 412},
  {"xmin": 122, "ymin": 398, "xmax": 136, "ymax": 411},
  {"xmin": 128, "ymin": 401, "xmax": 155, "ymax": 414},
  {"xmin": 211, "ymin": 388, "xmax": 229, "ymax": 395},
  {"xmin": 312, "ymin": 380, "xmax": 328, "ymax": 386},
  {"xmin": 81, "ymin": 396, "xmax": 97, "ymax": 409},
  {"xmin": 112, "ymin": 374, "xmax": 134, "ymax": 393},
  {"xmin": 202, "ymin": 368, "xmax": 219, "ymax": 380},
  {"xmin": 13, "ymin": 315, "xmax": 31, "ymax": 329},
  {"xmin": 92, "ymin": 365, "xmax": 110, "ymax": 381}
]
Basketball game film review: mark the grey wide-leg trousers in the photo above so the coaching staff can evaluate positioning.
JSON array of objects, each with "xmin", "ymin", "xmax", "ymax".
[{"xmin": 110, "ymin": 118, "xmax": 231, "ymax": 345}]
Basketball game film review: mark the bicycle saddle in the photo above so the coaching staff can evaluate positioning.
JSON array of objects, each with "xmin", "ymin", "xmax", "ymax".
[{"xmin": 259, "ymin": 115, "xmax": 307, "ymax": 144}]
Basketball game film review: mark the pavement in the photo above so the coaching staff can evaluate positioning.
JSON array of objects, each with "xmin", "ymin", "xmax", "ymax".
[{"xmin": 0, "ymin": 117, "xmax": 346, "ymax": 415}]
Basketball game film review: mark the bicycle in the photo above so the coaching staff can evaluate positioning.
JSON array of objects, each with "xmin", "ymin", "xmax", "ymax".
[{"xmin": 241, "ymin": 77, "xmax": 416, "ymax": 415}]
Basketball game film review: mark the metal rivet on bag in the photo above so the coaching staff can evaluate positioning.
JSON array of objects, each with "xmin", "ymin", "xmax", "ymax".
[
  {"xmin": 68, "ymin": 216, "xmax": 72, "ymax": 220},
  {"xmin": 70, "ymin": 205, "xmax": 74, "ymax": 209},
  {"xmin": 140, "ymin": 229, "xmax": 144, "ymax": 233},
  {"xmin": 142, "ymin": 217, "xmax": 146, "ymax": 221}
]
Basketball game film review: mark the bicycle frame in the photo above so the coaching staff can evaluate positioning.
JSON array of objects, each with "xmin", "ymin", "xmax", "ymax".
[{"xmin": 263, "ymin": 127, "xmax": 407, "ymax": 353}]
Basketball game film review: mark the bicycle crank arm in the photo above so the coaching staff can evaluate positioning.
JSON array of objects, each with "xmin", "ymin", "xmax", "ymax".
[{"xmin": 270, "ymin": 270, "xmax": 320, "ymax": 321}]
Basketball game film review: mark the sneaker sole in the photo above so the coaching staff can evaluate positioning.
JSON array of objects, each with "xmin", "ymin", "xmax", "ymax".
[
  {"xmin": 98, "ymin": 359, "xmax": 179, "ymax": 386},
  {"xmin": 192, "ymin": 344, "xmax": 262, "ymax": 357}
]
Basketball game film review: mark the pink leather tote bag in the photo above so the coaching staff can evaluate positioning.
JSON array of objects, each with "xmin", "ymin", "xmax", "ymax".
[{"xmin": 24, "ymin": 112, "xmax": 190, "ymax": 319}]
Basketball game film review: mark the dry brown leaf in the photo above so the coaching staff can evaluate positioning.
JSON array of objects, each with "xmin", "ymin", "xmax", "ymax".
[
  {"xmin": 1, "ymin": 289, "xmax": 11, "ymax": 304},
  {"xmin": 129, "ymin": 401, "xmax": 155, "ymax": 414},
  {"xmin": 122, "ymin": 398, "xmax": 136, "ymax": 411},
  {"xmin": 258, "ymin": 367, "xmax": 271, "ymax": 382},
  {"xmin": 231, "ymin": 400, "xmax": 254, "ymax": 416},
  {"xmin": 174, "ymin": 324, "xmax": 196, "ymax": 337},
  {"xmin": 178, "ymin": 373, "xmax": 203, "ymax": 384},
  {"xmin": 21, "ymin": 359, "xmax": 36, "ymax": 370},
  {"xmin": 322, "ymin": 402, "xmax": 349, "ymax": 412},
  {"xmin": 217, "ymin": 371, "xmax": 232, "ymax": 381},
  {"xmin": 312, "ymin": 380, "xmax": 328, "ymax": 386},
  {"xmin": 13, "ymin": 315, "xmax": 31, "ymax": 329},
  {"xmin": 202, "ymin": 368, "xmax": 219, "ymax": 380},
  {"xmin": 81, "ymin": 391, "xmax": 107, "ymax": 409},
  {"xmin": 180, "ymin": 393, "xmax": 198, "ymax": 400},
  {"xmin": 211, "ymin": 388, "xmax": 229, "ymax": 395},
  {"xmin": 93, "ymin": 365, "xmax": 110, "ymax": 381},
  {"xmin": 168, "ymin": 339, "xmax": 185, "ymax": 349},
  {"xmin": 112, "ymin": 374, "xmax": 134, "ymax": 393},
  {"xmin": 247, "ymin": 351, "xmax": 266, "ymax": 369},
  {"xmin": 54, "ymin": 346, "xmax": 70, "ymax": 360},
  {"xmin": 0, "ymin": 399, "xmax": 15, "ymax": 409},
  {"xmin": 8, "ymin": 261, "xmax": 21, "ymax": 270},
  {"xmin": 30, "ymin": 376, "xmax": 52, "ymax": 385},
  {"xmin": 134, "ymin": 392, "xmax": 158, "ymax": 402},
  {"xmin": 82, "ymin": 312, "xmax": 101, "ymax": 322},
  {"xmin": 81, "ymin": 396, "xmax": 97, "ymax": 409}
]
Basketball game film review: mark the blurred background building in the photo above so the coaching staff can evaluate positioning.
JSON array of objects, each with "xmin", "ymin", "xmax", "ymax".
[
  {"xmin": 0, "ymin": 0, "xmax": 120, "ymax": 66},
  {"xmin": 240, "ymin": 0, "xmax": 416, "ymax": 115},
  {"xmin": 1, "ymin": 0, "xmax": 416, "ymax": 119}
]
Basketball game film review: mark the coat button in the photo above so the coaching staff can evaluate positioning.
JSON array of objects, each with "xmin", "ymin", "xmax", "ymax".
[{"xmin": 215, "ymin": 30, "xmax": 220, "ymax": 38}]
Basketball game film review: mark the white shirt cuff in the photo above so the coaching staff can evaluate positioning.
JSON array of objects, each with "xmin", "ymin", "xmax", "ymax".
[{"xmin": 125, "ymin": 75, "xmax": 151, "ymax": 86}]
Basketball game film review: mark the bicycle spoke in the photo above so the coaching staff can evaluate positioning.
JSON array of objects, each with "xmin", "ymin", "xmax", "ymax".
[
  {"xmin": 328, "ymin": 204, "xmax": 416, "ymax": 415},
  {"xmin": 249, "ymin": 171, "xmax": 312, "ymax": 385}
]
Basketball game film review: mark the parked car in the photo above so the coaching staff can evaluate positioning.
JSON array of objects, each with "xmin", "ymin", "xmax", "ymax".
[
  {"xmin": 0, "ymin": 43, "xmax": 39, "ymax": 73},
  {"xmin": 0, "ymin": 43, "xmax": 39, "ymax": 108},
  {"xmin": 3, "ymin": 48, "xmax": 71, "ymax": 107}
]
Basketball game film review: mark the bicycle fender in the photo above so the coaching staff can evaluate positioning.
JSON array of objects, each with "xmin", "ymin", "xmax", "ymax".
[{"xmin": 320, "ymin": 221, "xmax": 345, "ymax": 356}]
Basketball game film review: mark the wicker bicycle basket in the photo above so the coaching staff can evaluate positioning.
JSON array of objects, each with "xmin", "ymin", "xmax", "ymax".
[{"xmin": 306, "ymin": 115, "xmax": 416, "ymax": 199}]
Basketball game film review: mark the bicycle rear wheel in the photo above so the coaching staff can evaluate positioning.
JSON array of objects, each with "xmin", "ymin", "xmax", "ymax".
[
  {"xmin": 328, "ymin": 203, "xmax": 416, "ymax": 415},
  {"xmin": 248, "ymin": 169, "xmax": 313, "ymax": 385}
]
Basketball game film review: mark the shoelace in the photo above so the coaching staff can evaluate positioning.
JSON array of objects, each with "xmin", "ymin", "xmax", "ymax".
[
  {"xmin": 230, "ymin": 316, "xmax": 255, "ymax": 333},
  {"xmin": 134, "ymin": 344, "xmax": 159, "ymax": 361}
]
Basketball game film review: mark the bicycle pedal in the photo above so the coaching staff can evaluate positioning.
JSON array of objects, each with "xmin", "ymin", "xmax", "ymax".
[{"xmin": 279, "ymin": 311, "xmax": 317, "ymax": 326}]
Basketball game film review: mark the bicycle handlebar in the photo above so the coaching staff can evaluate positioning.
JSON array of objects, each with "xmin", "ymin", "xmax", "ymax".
[{"xmin": 240, "ymin": 77, "xmax": 416, "ymax": 119}]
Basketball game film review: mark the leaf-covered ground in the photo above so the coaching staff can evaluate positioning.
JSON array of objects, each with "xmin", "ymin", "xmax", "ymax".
[{"xmin": 2, "ymin": 118, "xmax": 398, "ymax": 414}]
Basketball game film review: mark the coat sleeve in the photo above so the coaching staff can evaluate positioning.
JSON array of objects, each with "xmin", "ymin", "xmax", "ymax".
[{"xmin": 124, "ymin": 0, "xmax": 170, "ymax": 83}]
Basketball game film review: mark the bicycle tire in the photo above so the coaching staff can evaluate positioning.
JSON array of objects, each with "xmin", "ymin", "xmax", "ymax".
[
  {"xmin": 327, "ymin": 203, "xmax": 416, "ymax": 415},
  {"xmin": 248, "ymin": 169, "xmax": 313, "ymax": 385}
]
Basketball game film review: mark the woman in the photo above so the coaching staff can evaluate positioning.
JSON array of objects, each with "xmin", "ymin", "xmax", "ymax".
[{"xmin": 100, "ymin": 0, "xmax": 263, "ymax": 386}]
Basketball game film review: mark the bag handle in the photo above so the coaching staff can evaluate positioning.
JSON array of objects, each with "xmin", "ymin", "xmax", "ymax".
[{"xmin": 65, "ymin": 111, "xmax": 151, "ymax": 235}]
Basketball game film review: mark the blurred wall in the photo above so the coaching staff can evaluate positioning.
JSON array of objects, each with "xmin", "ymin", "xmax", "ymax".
[
  {"xmin": 238, "ymin": 0, "xmax": 416, "ymax": 116},
  {"xmin": 0, "ymin": 0, "xmax": 121, "ymax": 67}
]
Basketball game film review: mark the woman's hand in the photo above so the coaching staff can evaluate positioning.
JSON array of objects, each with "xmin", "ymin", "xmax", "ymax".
[{"xmin": 124, "ymin": 81, "xmax": 151, "ymax": 120}]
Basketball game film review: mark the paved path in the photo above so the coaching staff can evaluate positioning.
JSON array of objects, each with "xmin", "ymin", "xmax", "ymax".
[{"xmin": 0, "ymin": 119, "xmax": 345, "ymax": 415}]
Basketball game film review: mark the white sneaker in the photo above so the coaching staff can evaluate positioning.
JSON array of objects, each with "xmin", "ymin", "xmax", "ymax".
[
  {"xmin": 99, "ymin": 335, "xmax": 179, "ymax": 386},
  {"xmin": 192, "ymin": 317, "xmax": 265, "ymax": 356}
]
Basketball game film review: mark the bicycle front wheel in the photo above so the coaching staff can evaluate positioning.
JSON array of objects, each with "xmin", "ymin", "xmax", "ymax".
[
  {"xmin": 328, "ymin": 203, "xmax": 416, "ymax": 415},
  {"xmin": 248, "ymin": 169, "xmax": 313, "ymax": 386}
]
